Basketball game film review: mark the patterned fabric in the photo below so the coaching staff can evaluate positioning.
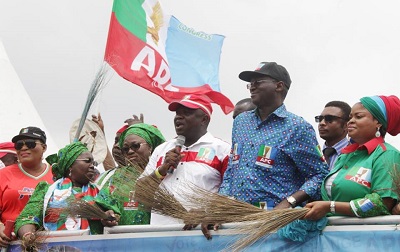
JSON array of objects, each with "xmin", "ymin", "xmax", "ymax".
[
  {"xmin": 322, "ymin": 138, "xmax": 400, "ymax": 217},
  {"xmin": 350, "ymin": 193, "xmax": 390, "ymax": 217},
  {"xmin": 277, "ymin": 215, "xmax": 328, "ymax": 242},
  {"xmin": 0, "ymin": 163, "xmax": 53, "ymax": 223},
  {"xmin": 323, "ymin": 137, "xmax": 350, "ymax": 170},
  {"xmin": 95, "ymin": 166, "xmax": 150, "ymax": 225},
  {"xmin": 15, "ymin": 178, "xmax": 108, "ymax": 235},
  {"xmin": 142, "ymin": 132, "xmax": 230, "ymax": 225},
  {"xmin": 50, "ymin": 142, "xmax": 88, "ymax": 180},
  {"xmin": 118, "ymin": 123, "xmax": 165, "ymax": 151},
  {"xmin": 219, "ymin": 105, "xmax": 329, "ymax": 208}
]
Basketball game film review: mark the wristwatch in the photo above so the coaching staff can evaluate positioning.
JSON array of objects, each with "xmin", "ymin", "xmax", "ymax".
[{"xmin": 286, "ymin": 196, "xmax": 297, "ymax": 208}]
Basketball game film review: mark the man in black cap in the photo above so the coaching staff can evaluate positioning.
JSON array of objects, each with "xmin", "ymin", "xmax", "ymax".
[{"xmin": 219, "ymin": 62, "xmax": 329, "ymax": 210}]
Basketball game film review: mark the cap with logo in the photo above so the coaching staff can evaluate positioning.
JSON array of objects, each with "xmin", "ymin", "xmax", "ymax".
[
  {"xmin": 239, "ymin": 62, "xmax": 292, "ymax": 89},
  {"xmin": 168, "ymin": 95, "xmax": 213, "ymax": 117},
  {"xmin": 11, "ymin": 126, "xmax": 47, "ymax": 143}
]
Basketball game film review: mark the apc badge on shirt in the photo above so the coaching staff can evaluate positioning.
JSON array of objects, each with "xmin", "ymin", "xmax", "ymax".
[
  {"xmin": 231, "ymin": 143, "xmax": 240, "ymax": 164},
  {"xmin": 123, "ymin": 191, "xmax": 139, "ymax": 211},
  {"xmin": 255, "ymin": 145, "xmax": 276, "ymax": 168},
  {"xmin": 195, "ymin": 147, "xmax": 215, "ymax": 165}
]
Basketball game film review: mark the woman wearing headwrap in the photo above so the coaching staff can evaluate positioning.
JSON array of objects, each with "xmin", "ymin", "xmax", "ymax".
[
  {"xmin": 15, "ymin": 142, "xmax": 119, "ymax": 241},
  {"xmin": 96, "ymin": 123, "xmax": 165, "ymax": 225},
  {"xmin": 303, "ymin": 95, "xmax": 400, "ymax": 219}
]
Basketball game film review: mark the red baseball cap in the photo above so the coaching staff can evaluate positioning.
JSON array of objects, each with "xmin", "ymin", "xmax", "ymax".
[
  {"xmin": 168, "ymin": 95, "xmax": 213, "ymax": 117},
  {"xmin": 0, "ymin": 142, "xmax": 17, "ymax": 158}
]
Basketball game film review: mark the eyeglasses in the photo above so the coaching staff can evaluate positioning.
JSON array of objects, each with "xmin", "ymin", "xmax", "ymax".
[
  {"xmin": 121, "ymin": 142, "xmax": 147, "ymax": 154},
  {"xmin": 315, "ymin": 115, "xmax": 347, "ymax": 123},
  {"xmin": 14, "ymin": 139, "xmax": 42, "ymax": 150},
  {"xmin": 246, "ymin": 79, "xmax": 277, "ymax": 89},
  {"xmin": 75, "ymin": 158, "xmax": 98, "ymax": 166}
]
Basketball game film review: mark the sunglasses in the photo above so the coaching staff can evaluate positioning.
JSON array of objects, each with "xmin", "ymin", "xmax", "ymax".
[
  {"xmin": 121, "ymin": 142, "xmax": 147, "ymax": 154},
  {"xmin": 246, "ymin": 79, "xmax": 277, "ymax": 89},
  {"xmin": 315, "ymin": 115, "xmax": 347, "ymax": 123},
  {"xmin": 75, "ymin": 158, "xmax": 98, "ymax": 166},
  {"xmin": 14, "ymin": 139, "xmax": 42, "ymax": 150}
]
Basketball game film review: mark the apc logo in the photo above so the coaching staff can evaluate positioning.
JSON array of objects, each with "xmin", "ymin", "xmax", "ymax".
[{"xmin": 18, "ymin": 187, "xmax": 34, "ymax": 199}]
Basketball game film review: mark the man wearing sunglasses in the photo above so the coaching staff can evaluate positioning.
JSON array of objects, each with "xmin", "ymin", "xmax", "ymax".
[
  {"xmin": 219, "ymin": 62, "xmax": 329, "ymax": 212},
  {"xmin": 315, "ymin": 101, "xmax": 351, "ymax": 170}
]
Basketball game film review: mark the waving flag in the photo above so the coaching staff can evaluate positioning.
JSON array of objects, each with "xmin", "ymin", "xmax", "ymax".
[{"xmin": 105, "ymin": 0, "xmax": 233, "ymax": 114}]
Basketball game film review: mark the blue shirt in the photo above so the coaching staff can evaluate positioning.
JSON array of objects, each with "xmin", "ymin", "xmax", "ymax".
[
  {"xmin": 323, "ymin": 137, "xmax": 350, "ymax": 170},
  {"xmin": 219, "ymin": 105, "xmax": 329, "ymax": 208}
]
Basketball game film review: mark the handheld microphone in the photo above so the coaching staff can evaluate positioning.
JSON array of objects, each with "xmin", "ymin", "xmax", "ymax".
[{"xmin": 168, "ymin": 135, "xmax": 186, "ymax": 174}]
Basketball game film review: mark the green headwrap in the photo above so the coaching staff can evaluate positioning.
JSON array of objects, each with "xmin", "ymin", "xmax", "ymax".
[
  {"xmin": 118, "ymin": 123, "xmax": 165, "ymax": 152},
  {"xmin": 360, "ymin": 96, "xmax": 388, "ymax": 129},
  {"xmin": 48, "ymin": 142, "xmax": 89, "ymax": 180}
]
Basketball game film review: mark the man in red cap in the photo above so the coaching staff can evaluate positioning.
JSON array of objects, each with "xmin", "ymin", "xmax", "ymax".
[
  {"xmin": 0, "ymin": 142, "xmax": 17, "ymax": 169},
  {"xmin": 137, "ymin": 94, "xmax": 230, "ymax": 239}
]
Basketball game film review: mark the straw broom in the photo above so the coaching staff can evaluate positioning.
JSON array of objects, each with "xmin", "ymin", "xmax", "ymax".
[
  {"xmin": 73, "ymin": 63, "xmax": 110, "ymax": 142},
  {"xmin": 142, "ymin": 180, "xmax": 310, "ymax": 251},
  {"xmin": 223, "ymin": 208, "xmax": 309, "ymax": 252},
  {"xmin": 59, "ymin": 198, "xmax": 119, "ymax": 222},
  {"xmin": 172, "ymin": 183, "xmax": 265, "ymax": 224},
  {"xmin": 134, "ymin": 174, "xmax": 188, "ymax": 219},
  {"xmin": 20, "ymin": 229, "xmax": 48, "ymax": 252}
]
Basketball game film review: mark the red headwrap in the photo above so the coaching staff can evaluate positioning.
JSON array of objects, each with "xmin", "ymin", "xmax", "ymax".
[
  {"xmin": 116, "ymin": 125, "xmax": 129, "ymax": 134},
  {"xmin": 380, "ymin": 95, "xmax": 400, "ymax": 136}
]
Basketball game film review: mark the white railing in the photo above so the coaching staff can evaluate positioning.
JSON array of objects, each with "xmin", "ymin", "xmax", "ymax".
[{"xmin": 103, "ymin": 215, "xmax": 400, "ymax": 234}]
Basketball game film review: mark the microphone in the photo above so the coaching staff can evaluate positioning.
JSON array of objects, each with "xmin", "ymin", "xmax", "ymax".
[{"xmin": 168, "ymin": 135, "xmax": 186, "ymax": 174}]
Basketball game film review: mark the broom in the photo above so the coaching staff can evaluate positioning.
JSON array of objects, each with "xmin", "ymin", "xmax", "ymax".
[
  {"xmin": 144, "ymin": 180, "xmax": 310, "ymax": 251},
  {"xmin": 223, "ymin": 208, "xmax": 309, "ymax": 252},
  {"xmin": 73, "ymin": 63, "xmax": 110, "ymax": 142},
  {"xmin": 60, "ymin": 198, "xmax": 119, "ymax": 222},
  {"xmin": 134, "ymin": 174, "xmax": 188, "ymax": 219},
  {"xmin": 20, "ymin": 228, "xmax": 48, "ymax": 252}
]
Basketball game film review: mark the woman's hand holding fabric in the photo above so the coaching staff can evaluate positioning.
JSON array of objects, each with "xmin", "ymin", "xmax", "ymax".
[{"xmin": 303, "ymin": 201, "xmax": 330, "ymax": 220}]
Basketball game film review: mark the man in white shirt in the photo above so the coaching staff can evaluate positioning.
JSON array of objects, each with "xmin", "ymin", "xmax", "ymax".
[{"xmin": 137, "ymin": 94, "xmax": 230, "ymax": 239}]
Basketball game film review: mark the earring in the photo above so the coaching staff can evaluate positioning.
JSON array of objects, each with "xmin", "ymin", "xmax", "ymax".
[
  {"xmin": 69, "ymin": 169, "xmax": 72, "ymax": 177},
  {"xmin": 375, "ymin": 127, "xmax": 381, "ymax": 138}
]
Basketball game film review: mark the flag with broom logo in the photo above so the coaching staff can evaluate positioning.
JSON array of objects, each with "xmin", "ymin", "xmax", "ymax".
[{"xmin": 105, "ymin": 0, "xmax": 234, "ymax": 114}]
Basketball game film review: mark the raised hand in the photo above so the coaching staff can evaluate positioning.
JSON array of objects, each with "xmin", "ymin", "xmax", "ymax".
[{"xmin": 124, "ymin": 114, "xmax": 144, "ymax": 126}]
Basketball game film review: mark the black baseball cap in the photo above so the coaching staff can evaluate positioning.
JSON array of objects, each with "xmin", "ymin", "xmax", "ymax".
[
  {"xmin": 12, "ymin": 126, "xmax": 47, "ymax": 143},
  {"xmin": 239, "ymin": 62, "xmax": 292, "ymax": 89}
]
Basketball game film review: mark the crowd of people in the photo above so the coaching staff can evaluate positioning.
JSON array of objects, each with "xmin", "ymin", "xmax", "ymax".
[{"xmin": 0, "ymin": 61, "xmax": 400, "ymax": 249}]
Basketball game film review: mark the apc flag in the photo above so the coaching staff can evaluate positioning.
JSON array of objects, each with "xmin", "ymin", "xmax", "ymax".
[{"xmin": 105, "ymin": 0, "xmax": 233, "ymax": 114}]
